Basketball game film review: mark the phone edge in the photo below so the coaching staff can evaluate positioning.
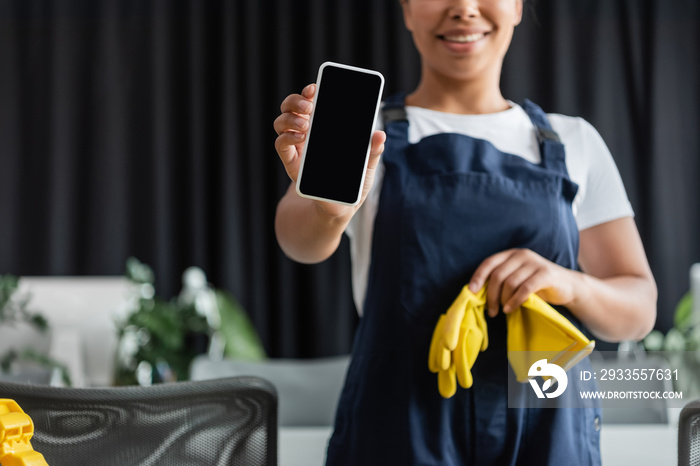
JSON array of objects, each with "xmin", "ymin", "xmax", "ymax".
[{"xmin": 295, "ymin": 61, "xmax": 385, "ymax": 207}]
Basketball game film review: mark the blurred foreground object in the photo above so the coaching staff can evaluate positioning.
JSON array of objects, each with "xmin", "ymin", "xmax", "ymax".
[
  {"xmin": 678, "ymin": 400, "xmax": 700, "ymax": 466},
  {"xmin": 0, "ymin": 399, "xmax": 48, "ymax": 466},
  {"xmin": 0, "ymin": 377, "xmax": 276, "ymax": 466}
]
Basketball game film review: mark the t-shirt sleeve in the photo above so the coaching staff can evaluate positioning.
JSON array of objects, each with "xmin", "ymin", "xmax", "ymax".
[{"xmin": 570, "ymin": 118, "xmax": 635, "ymax": 231}]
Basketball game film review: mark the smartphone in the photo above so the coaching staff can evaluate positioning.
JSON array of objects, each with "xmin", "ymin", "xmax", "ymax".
[{"xmin": 296, "ymin": 62, "xmax": 385, "ymax": 206}]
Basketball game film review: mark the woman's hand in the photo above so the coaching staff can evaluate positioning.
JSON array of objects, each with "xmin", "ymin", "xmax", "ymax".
[
  {"xmin": 273, "ymin": 83, "xmax": 386, "ymax": 220},
  {"xmin": 467, "ymin": 218, "xmax": 657, "ymax": 342},
  {"xmin": 273, "ymin": 84, "xmax": 386, "ymax": 263},
  {"xmin": 468, "ymin": 248, "xmax": 577, "ymax": 318},
  {"xmin": 273, "ymin": 84, "xmax": 316, "ymax": 183}
]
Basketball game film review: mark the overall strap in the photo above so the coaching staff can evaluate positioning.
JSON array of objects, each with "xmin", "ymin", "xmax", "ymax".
[
  {"xmin": 382, "ymin": 93, "xmax": 409, "ymax": 143},
  {"xmin": 521, "ymin": 99, "xmax": 569, "ymax": 177}
]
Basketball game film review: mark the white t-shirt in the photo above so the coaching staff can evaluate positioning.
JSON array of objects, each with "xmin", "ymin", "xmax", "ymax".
[{"xmin": 346, "ymin": 102, "xmax": 634, "ymax": 314}]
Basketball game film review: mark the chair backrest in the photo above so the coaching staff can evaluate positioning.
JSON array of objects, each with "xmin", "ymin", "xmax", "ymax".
[
  {"xmin": 590, "ymin": 354, "xmax": 673, "ymax": 424},
  {"xmin": 0, "ymin": 376, "xmax": 277, "ymax": 466},
  {"xmin": 679, "ymin": 400, "xmax": 700, "ymax": 466},
  {"xmin": 190, "ymin": 355, "xmax": 350, "ymax": 426}
]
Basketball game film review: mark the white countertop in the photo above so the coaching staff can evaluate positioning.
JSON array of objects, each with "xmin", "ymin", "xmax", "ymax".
[
  {"xmin": 279, "ymin": 423, "xmax": 679, "ymax": 466},
  {"xmin": 280, "ymin": 427, "xmax": 332, "ymax": 466}
]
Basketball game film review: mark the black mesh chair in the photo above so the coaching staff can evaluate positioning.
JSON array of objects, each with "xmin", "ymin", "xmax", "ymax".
[
  {"xmin": 0, "ymin": 376, "xmax": 277, "ymax": 466},
  {"xmin": 679, "ymin": 400, "xmax": 700, "ymax": 466}
]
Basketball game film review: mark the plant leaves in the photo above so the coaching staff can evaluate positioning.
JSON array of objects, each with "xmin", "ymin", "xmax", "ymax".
[
  {"xmin": 125, "ymin": 257, "xmax": 155, "ymax": 284},
  {"xmin": 216, "ymin": 291, "xmax": 267, "ymax": 361},
  {"xmin": 674, "ymin": 292, "xmax": 693, "ymax": 331},
  {"xmin": 28, "ymin": 314, "xmax": 49, "ymax": 332}
]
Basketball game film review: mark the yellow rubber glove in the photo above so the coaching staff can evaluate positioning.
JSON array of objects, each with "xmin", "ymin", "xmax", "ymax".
[
  {"xmin": 428, "ymin": 285, "xmax": 488, "ymax": 398},
  {"xmin": 507, "ymin": 293, "xmax": 595, "ymax": 383},
  {"xmin": 428, "ymin": 285, "xmax": 595, "ymax": 397}
]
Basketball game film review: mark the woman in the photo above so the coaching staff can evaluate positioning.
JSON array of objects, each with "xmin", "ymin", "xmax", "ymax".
[{"xmin": 274, "ymin": 0, "xmax": 657, "ymax": 464}]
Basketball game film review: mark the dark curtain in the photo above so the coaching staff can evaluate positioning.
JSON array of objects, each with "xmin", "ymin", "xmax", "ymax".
[{"xmin": 0, "ymin": 0, "xmax": 697, "ymax": 357}]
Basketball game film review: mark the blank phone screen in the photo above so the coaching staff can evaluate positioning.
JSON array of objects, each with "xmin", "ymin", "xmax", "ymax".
[{"xmin": 298, "ymin": 64, "xmax": 383, "ymax": 205}]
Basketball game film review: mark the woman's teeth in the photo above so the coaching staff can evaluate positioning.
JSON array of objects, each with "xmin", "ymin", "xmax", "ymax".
[{"xmin": 442, "ymin": 33, "xmax": 485, "ymax": 43}]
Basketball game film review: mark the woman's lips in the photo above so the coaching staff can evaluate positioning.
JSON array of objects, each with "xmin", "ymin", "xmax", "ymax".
[
  {"xmin": 437, "ymin": 32, "xmax": 488, "ymax": 53},
  {"xmin": 440, "ymin": 32, "xmax": 486, "ymax": 43}
]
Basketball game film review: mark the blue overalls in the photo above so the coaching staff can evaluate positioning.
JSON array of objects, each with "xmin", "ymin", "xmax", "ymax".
[{"xmin": 326, "ymin": 94, "xmax": 602, "ymax": 466}]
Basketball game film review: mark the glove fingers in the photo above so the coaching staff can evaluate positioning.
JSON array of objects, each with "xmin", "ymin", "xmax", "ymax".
[
  {"xmin": 455, "ymin": 321, "xmax": 471, "ymax": 389},
  {"xmin": 431, "ymin": 284, "xmax": 491, "ymax": 397},
  {"xmin": 457, "ymin": 365, "xmax": 473, "ymax": 389},
  {"xmin": 438, "ymin": 364, "xmax": 457, "ymax": 399},
  {"xmin": 458, "ymin": 327, "xmax": 484, "ymax": 388},
  {"xmin": 429, "ymin": 315, "xmax": 446, "ymax": 373},
  {"xmin": 443, "ymin": 296, "xmax": 467, "ymax": 351},
  {"xmin": 466, "ymin": 327, "xmax": 484, "ymax": 368},
  {"xmin": 438, "ymin": 348, "xmax": 451, "ymax": 372},
  {"xmin": 474, "ymin": 306, "xmax": 489, "ymax": 351}
]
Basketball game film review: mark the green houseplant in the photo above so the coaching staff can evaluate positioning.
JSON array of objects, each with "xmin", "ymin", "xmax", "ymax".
[
  {"xmin": 114, "ymin": 258, "xmax": 266, "ymax": 386},
  {"xmin": 644, "ymin": 291, "xmax": 700, "ymax": 399}
]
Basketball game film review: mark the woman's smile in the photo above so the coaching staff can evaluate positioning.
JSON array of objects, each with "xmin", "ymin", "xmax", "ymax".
[
  {"xmin": 440, "ymin": 32, "xmax": 486, "ymax": 43},
  {"xmin": 402, "ymin": 0, "xmax": 523, "ymax": 84},
  {"xmin": 437, "ymin": 29, "xmax": 490, "ymax": 54}
]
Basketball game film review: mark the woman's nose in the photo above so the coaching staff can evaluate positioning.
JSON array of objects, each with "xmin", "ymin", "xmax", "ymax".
[{"xmin": 448, "ymin": 0, "xmax": 480, "ymax": 20}]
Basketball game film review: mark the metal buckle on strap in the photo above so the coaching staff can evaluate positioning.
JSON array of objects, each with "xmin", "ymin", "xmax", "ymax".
[
  {"xmin": 537, "ymin": 126, "xmax": 561, "ymax": 144},
  {"xmin": 382, "ymin": 107, "xmax": 408, "ymax": 123}
]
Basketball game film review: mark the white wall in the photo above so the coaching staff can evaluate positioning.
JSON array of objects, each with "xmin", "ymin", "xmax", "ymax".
[{"xmin": 0, "ymin": 277, "xmax": 135, "ymax": 386}]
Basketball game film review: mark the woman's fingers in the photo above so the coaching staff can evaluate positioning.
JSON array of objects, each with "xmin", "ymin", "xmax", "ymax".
[
  {"xmin": 357, "ymin": 130, "xmax": 386, "ymax": 202},
  {"xmin": 470, "ymin": 249, "xmax": 575, "ymax": 317},
  {"xmin": 469, "ymin": 249, "xmax": 518, "ymax": 317},
  {"xmin": 502, "ymin": 273, "xmax": 542, "ymax": 314},
  {"xmin": 278, "ymin": 85, "xmax": 315, "ymax": 120},
  {"xmin": 274, "ymin": 132, "xmax": 305, "ymax": 181},
  {"xmin": 274, "ymin": 84, "xmax": 316, "ymax": 182},
  {"xmin": 275, "ymin": 93, "xmax": 313, "ymax": 135},
  {"xmin": 484, "ymin": 257, "xmax": 523, "ymax": 317},
  {"xmin": 368, "ymin": 130, "xmax": 386, "ymax": 165},
  {"xmin": 273, "ymin": 111, "xmax": 310, "ymax": 135},
  {"xmin": 469, "ymin": 250, "xmax": 511, "ymax": 292},
  {"xmin": 499, "ymin": 263, "xmax": 538, "ymax": 309}
]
